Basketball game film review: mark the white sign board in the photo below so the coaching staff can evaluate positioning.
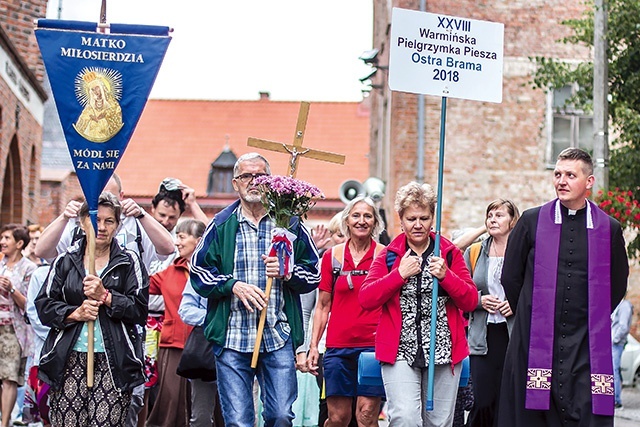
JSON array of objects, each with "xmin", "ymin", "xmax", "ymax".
[{"xmin": 389, "ymin": 8, "xmax": 504, "ymax": 103}]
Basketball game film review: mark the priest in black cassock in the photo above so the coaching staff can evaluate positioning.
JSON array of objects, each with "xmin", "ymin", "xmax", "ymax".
[{"xmin": 496, "ymin": 148, "xmax": 628, "ymax": 427}]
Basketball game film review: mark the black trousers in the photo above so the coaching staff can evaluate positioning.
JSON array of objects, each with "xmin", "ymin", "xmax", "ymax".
[{"xmin": 468, "ymin": 322, "xmax": 509, "ymax": 427}]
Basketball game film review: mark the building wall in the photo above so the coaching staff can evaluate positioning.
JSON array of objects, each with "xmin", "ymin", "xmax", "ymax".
[
  {"xmin": 37, "ymin": 173, "xmax": 83, "ymax": 226},
  {"xmin": 0, "ymin": 0, "xmax": 47, "ymax": 80},
  {"xmin": 0, "ymin": 75, "xmax": 42, "ymax": 225},
  {"xmin": 0, "ymin": 1, "xmax": 48, "ymax": 226}
]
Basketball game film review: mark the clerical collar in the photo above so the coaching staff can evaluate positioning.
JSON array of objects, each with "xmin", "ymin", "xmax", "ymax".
[{"xmin": 554, "ymin": 199, "xmax": 593, "ymax": 229}]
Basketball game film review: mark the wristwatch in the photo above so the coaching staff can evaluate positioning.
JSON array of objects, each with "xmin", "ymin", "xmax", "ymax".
[
  {"xmin": 9, "ymin": 287, "xmax": 15, "ymax": 294},
  {"xmin": 135, "ymin": 208, "xmax": 146, "ymax": 220}
]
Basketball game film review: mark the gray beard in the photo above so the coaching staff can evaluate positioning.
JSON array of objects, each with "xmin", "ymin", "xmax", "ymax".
[{"xmin": 242, "ymin": 192, "xmax": 262, "ymax": 204}]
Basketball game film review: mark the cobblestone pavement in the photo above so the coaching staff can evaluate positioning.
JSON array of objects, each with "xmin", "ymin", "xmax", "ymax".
[{"xmin": 615, "ymin": 385, "xmax": 640, "ymax": 423}]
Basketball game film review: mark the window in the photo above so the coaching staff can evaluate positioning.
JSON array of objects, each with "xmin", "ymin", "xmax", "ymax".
[{"xmin": 546, "ymin": 84, "xmax": 593, "ymax": 165}]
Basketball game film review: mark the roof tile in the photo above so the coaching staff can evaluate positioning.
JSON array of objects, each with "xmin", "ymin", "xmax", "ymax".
[{"xmin": 116, "ymin": 99, "xmax": 371, "ymax": 199}]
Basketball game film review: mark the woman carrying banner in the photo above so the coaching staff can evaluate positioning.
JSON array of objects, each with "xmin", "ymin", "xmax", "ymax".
[
  {"xmin": 0, "ymin": 224, "xmax": 37, "ymax": 427},
  {"xmin": 35, "ymin": 192, "xmax": 148, "ymax": 427},
  {"xmin": 359, "ymin": 182, "xmax": 477, "ymax": 427}
]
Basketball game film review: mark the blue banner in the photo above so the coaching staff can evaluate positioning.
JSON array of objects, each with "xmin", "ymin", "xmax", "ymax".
[{"xmin": 35, "ymin": 20, "xmax": 171, "ymax": 226}]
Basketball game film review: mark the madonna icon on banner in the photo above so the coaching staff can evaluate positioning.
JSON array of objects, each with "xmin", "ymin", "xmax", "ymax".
[{"xmin": 73, "ymin": 68, "xmax": 124, "ymax": 143}]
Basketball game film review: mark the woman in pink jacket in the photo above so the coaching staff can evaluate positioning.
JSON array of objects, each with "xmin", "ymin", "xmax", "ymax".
[{"xmin": 359, "ymin": 182, "xmax": 477, "ymax": 427}]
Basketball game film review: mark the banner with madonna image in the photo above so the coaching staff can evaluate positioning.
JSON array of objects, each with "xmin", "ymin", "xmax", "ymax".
[{"xmin": 35, "ymin": 19, "xmax": 171, "ymax": 226}]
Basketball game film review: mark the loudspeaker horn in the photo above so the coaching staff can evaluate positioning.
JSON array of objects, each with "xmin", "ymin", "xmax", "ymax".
[
  {"xmin": 339, "ymin": 179, "xmax": 365, "ymax": 204},
  {"xmin": 363, "ymin": 177, "xmax": 386, "ymax": 202}
]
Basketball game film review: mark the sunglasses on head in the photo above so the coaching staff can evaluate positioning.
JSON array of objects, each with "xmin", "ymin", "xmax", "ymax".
[{"xmin": 160, "ymin": 177, "xmax": 182, "ymax": 192}]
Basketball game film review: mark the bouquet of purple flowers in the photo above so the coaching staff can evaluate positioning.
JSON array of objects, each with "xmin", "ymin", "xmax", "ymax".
[
  {"xmin": 254, "ymin": 175, "xmax": 323, "ymax": 228},
  {"xmin": 254, "ymin": 175, "xmax": 323, "ymax": 275}
]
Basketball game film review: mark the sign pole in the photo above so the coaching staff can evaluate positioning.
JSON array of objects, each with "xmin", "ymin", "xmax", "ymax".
[
  {"xmin": 426, "ymin": 96, "xmax": 447, "ymax": 411},
  {"xmin": 388, "ymin": 8, "xmax": 504, "ymax": 410}
]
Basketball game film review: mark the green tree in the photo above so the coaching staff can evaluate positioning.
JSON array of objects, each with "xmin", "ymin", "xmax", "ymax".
[{"xmin": 532, "ymin": 0, "xmax": 640, "ymax": 258}]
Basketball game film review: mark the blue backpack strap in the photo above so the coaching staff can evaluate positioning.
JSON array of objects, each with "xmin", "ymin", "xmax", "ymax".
[{"xmin": 385, "ymin": 250, "xmax": 397, "ymax": 272}]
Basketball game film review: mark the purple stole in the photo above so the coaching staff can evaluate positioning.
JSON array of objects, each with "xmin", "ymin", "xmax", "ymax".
[{"xmin": 526, "ymin": 199, "xmax": 614, "ymax": 416}]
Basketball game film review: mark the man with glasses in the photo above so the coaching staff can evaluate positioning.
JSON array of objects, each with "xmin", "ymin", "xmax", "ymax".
[{"xmin": 190, "ymin": 152, "xmax": 320, "ymax": 427}]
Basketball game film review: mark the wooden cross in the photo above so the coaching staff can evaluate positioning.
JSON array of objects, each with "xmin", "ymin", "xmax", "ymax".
[{"xmin": 247, "ymin": 101, "xmax": 345, "ymax": 178}]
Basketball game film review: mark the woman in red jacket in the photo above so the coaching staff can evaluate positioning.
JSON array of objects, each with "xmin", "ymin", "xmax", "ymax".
[
  {"xmin": 146, "ymin": 219, "xmax": 206, "ymax": 427},
  {"xmin": 359, "ymin": 182, "xmax": 478, "ymax": 427}
]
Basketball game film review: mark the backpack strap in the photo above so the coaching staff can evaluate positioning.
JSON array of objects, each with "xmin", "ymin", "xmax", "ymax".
[
  {"xmin": 331, "ymin": 243, "xmax": 346, "ymax": 287},
  {"xmin": 134, "ymin": 220, "xmax": 144, "ymax": 255},
  {"xmin": 332, "ymin": 241, "xmax": 386, "ymax": 291},
  {"xmin": 469, "ymin": 241, "xmax": 482, "ymax": 276},
  {"xmin": 385, "ymin": 250, "xmax": 397, "ymax": 272},
  {"xmin": 71, "ymin": 224, "xmax": 85, "ymax": 244}
]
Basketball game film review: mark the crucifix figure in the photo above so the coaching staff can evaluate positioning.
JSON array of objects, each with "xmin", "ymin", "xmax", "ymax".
[{"xmin": 247, "ymin": 101, "xmax": 345, "ymax": 178}]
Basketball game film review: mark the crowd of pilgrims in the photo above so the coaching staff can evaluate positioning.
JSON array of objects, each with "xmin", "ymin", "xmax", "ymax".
[{"xmin": 0, "ymin": 147, "xmax": 629, "ymax": 427}]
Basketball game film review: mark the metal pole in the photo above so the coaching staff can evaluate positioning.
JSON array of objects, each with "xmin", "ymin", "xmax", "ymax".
[
  {"xmin": 426, "ymin": 96, "xmax": 447, "ymax": 411},
  {"xmin": 417, "ymin": 0, "xmax": 427, "ymax": 183},
  {"xmin": 417, "ymin": 95, "xmax": 425, "ymax": 183},
  {"xmin": 593, "ymin": 0, "xmax": 608, "ymax": 192}
]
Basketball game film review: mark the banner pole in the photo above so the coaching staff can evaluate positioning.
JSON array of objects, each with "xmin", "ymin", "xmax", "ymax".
[
  {"xmin": 100, "ymin": 0, "xmax": 107, "ymax": 24},
  {"xmin": 426, "ymin": 96, "xmax": 447, "ymax": 411},
  {"xmin": 84, "ymin": 215, "xmax": 98, "ymax": 388},
  {"xmin": 84, "ymin": 0, "xmax": 105, "ymax": 388}
]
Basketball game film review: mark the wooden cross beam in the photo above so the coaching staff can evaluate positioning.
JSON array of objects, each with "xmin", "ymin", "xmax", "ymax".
[{"xmin": 247, "ymin": 102, "xmax": 346, "ymax": 178}]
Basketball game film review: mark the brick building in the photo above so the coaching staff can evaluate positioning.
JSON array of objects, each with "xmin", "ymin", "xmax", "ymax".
[
  {"xmin": 368, "ymin": 1, "xmax": 639, "ymax": 324},
  {"xmin": 0, "ymin": 0, "xmax": 47, "ymax": 225}
]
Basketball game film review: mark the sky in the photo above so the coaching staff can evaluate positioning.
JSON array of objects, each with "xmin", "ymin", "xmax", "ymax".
[{"xmin": 45, "ymin": 0, "xmax": 374, "ymax": 101}]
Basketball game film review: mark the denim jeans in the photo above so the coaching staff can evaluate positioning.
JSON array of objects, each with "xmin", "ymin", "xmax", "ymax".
[
  {"xmin": 612, "ymin": 342, "xmax": 625, "ymax": 405},
  {"xmin": 216, "ymin": 340, "xmax": 297, "ymax": 427}
]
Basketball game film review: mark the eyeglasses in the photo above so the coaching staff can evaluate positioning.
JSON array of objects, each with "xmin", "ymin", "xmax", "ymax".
[{"xmin": 234, "ymin": 173, "xmax": 268, "ymax": 183}]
